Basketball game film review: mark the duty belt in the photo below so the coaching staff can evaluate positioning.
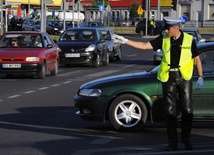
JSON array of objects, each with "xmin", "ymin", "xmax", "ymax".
[{"xmin": 169, "ymin": 68, "xmax": 179, "ymax": 71}]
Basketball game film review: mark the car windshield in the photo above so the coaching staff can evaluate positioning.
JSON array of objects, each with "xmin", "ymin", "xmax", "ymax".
[
  {"xmin": 59, "ymin": 30, "xmax": 95, "ymax": 42},
  {"xmin": 0, "ymin": 34, "xmax": 43, "ymax": 48}
]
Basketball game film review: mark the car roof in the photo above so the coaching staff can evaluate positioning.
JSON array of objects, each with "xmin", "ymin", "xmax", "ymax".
[
  {"xmin": 197, "ymin": 42, "xmax": 214, "ymax": 53},
  {"xmin": 66, "ymin": 27, "xmax": 109, "ymax": 31},
  {"xmin": 180, "ymin": 27, "xmax": 198, "ymax": 31}
]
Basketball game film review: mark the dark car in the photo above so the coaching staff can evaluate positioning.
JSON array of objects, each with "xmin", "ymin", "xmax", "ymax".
[
  {"xmin": 74, "ymin": 42, "xmax": 214, "ymax": 132},
  {"xmin": 0, "ymin": 31, "xmax": 60, "ymax": 79},
  {"xmin": 153, "ymin": 27, "xmax": 206, "ymax": 65},
  {"xmin": 135, "ymin": 19, "xmax": 164, "ymax": 36},
  {"xmin": 56, "ymin": 27, "xmax": 110, "ymax": 68},
  {"xmin": 46, "ymin": 20, "xmax": 78, "ymax": 35},
  {"xmin": 79, "ymin": 21, "xmax": 104, "ymax": 27},
  {"xmin": 22, "ymin": 18, "xmax": 41, "ymax": 31}
]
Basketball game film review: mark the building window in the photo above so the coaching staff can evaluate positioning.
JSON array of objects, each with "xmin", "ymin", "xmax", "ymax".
[
  {"xmin": 209, "ymin": 4, "xmax": 214, "ymax": 20},
  {"xmin": 181, "ymin": 4, "xmax": 190, "ymax": 21}
]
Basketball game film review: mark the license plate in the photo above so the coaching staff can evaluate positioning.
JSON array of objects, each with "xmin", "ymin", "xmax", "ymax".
[
  {"xmin": 65, "ymin": 53, "xmax": 80, "ymax": 58},
  {"xmin": 2, "ymin": 64, "xmax": 21, "ymax": 68}
]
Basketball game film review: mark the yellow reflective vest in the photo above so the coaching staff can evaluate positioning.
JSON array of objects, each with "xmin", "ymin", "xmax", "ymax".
[
  {"xmin": 150, "ymin": 18, "xmax": 154, "ymax": 26},
  {"xmin": 157, "ymin": 33, "xmax": 194, "ymax": 82}
]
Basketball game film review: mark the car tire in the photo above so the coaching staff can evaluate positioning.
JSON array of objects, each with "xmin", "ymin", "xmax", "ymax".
[
  {"xmin": 38, "ymin": 63, "xmax": 46, "ymax": 79},
  {"xmin": 109, "ymin": 94, "xmax": 148, "ymax": 132},
  {"xmin": 116, "ymin": 47, "xmax": 122, "ymax": 61},
  {"xmin": 92, "ymin": 54, "xmax": 100, "ymax": 68},
  {"xmin": 103, "ymin": 52, "xmax": 109, "ymax": 66},
  {"xmin": 139, "ymin": 30, "xmax": 144, "ymax": 37},
  {"xmin": 50, "ymin": 61, "xmax": 58, "ymax": 76}
]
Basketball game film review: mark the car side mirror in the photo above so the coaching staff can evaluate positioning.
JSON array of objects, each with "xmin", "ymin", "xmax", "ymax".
[
  {"xmin": 47, "ymin": 44, "xmax": 53, "ymax": 49},
  {"xmin": 199, "ymin": 39, "xmax": 206, "ymax": 43}
]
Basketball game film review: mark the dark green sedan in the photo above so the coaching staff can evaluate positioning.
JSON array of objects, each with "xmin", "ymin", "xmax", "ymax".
[{"xmin": 74, "ymin": 42, "xmax": 214, "ymax": 132}]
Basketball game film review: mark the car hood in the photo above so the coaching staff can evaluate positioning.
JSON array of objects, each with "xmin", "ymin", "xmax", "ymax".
[
  {"xmin": 57, "ymin": 41, "xmax": 95, "ymax": 50},
  {"xmin": 80, "ymin": 66, "xmax": 160, "ymax": 89},
  {"xmin": 0, "ymin": 48, "xmax": 44, "ymax": 57}
]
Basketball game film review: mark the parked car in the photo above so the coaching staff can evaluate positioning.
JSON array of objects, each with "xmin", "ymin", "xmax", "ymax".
[
  {"xmin": 135, "ymin": 19, "xmax": 164, "ymax": 36},
  {"xmin": 153, "ymin": 27, "xmax": 206, "ymax": 65},
  {"xmin": 56, "ymin": 27, "xmax": 109, "ymax": 68},
  {"xmin": 22, "ymin": 18, "xmax": 41, "ymax": 31},
  {"xmin": 46, "ymin": 20, "xmax": 78, "ymax": 35},
  {"xmin": 74, "ymin": 42, "xmax": 214, "ymax": 132},
  {"xmin": 79, "ymin": 21, "xmax": 104, "ymax": 27},
  {"xmin": 0, "ymin": 31, "xmax": 60, "ymax": 79},
  {"xmin": 104, "ymin": 28, "xmax": 122, "ymax": 61}
]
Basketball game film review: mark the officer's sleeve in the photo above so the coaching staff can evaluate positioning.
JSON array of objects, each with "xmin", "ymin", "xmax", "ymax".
[
  {"xmin": 191, "ymin": 39, "xmax": 200, "ymax": 58},
  {"xmin": 150, "ymin": 35, "xmax": 163, "ymax": 51}
]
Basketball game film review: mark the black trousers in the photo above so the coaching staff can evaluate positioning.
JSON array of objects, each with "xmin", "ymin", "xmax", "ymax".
[{"xmin": 162, "ymin": 71, "xmax": 193, "ymax": 144}]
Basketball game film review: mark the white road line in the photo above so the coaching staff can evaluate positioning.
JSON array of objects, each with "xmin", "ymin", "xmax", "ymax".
[
  {"xmin": 38, "ymin": 87, "xmax": 49, "ymax": 90},
  {"xmin": 86, "ymin": 70, "xmax": 119, "ymax": 77},
  {"xmin": 0, "ymin": 100, "xmax": 3, "ymax": 102},
  {"xmin": 51, "ymin": 84, "xmax": 61, "ymax": 87},
  {"xmin": 58, "ymin": 70, "xmax": 82, "ymax": 77},
  {"xmin": 8, "ymin": 95, "xmax": 21, "ymax": 99},
  {"xmin": 23, "ymin": 90, "xmax": 35, "ymax": 94},
  {"xmin": 63, "ymin": 81, "xmax": 71, "ymax": 84}
]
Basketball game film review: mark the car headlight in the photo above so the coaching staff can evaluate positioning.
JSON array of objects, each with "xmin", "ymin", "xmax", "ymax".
[
  {"xmin": 85, "ymin": 44, "xmax": 96, "ymax": 52},
  {"xmin": 78, "ymin": 89, "xmax": 102, "ymax": 97},
  {"xmin": 54, "ymin": 28, "xmax": 59, "ymax": 30},
  {"xmin": 26, "ymin": 57, "xmax": 40, "ymax": 61},
  {"xmin": 57, "ymin": 47, "xmax": 61, "ymax": 52}
]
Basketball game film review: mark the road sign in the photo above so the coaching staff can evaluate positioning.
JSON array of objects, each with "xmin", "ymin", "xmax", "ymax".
[
  {"xmin": 106, "ymin": 5, "xmax": 111, "ymax": 12},
  {"xmin": 137, "ymin": 5, "xmax": 143, "ymax": 15},
  {"xmin": 99, "ymin": 5, "xmax": 104, "ymax": 12},
  {"xmin": 74, "ymin": 1, "xmax": 85, "ymax": 11}
]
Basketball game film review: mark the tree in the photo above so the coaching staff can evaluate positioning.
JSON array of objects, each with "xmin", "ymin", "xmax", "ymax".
[{"xmin": 129, "ymin": 2, "xmax": 140, "ymax": 18}]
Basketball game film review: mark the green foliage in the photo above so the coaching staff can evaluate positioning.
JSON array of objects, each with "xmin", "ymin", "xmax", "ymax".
[{"xmin": 129, "ymin": 2, "xmax": 140, "ymax": 18}]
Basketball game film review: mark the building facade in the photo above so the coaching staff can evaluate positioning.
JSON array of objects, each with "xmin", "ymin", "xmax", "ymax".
[{"xmin": 5, "ymin": 0, "xmax": 214, "ymax": 27}]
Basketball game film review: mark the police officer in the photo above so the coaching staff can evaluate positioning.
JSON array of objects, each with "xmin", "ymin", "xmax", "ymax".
[
  {"xmin": 112, "ymin": 16, "xmax": 204, "ymax": 151},
  {"xmin": 150, "ymin": 15, "xmax": 155, "ymax": 35}
]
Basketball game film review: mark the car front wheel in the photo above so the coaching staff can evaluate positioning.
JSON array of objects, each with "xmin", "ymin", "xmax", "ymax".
[
  {"xmin": 139, "ymin": 30, "xmax": 144, "ymax": 37},
  {"xmin": 37, "ymin": 63, "xmax": 46, "ymax": 79},
  {"xmin": 50, "ymin": 61, "xmax": 58, "ymax": 76},
  {"xmin": 92, "ymin": 54, "xmax": 100, "ymax": 68},
  {"xmin": 109, "ymin": 94, "xmax": 148, "ymax": 132}
]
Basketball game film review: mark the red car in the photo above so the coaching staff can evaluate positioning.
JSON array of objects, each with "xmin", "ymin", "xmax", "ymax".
[{"xmin": 0, "ymin": 31, "xmax": 60, "ymax": 79}]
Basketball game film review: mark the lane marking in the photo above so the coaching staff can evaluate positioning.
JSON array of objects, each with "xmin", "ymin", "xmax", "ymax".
[
  {"xmin": 51, "ymin": 84, "xmax": 61, "ymax": 87},
  {"xmin": 23, "ymin": 91, "xmax": 35, "ymax": 94},
  {"xmin": 58, "ymin": 70, "xmax": 82, "ymax": 77},
  {"xmin": 38, "ymin": 87, "xmax": 49, "ymax": 90},
  {"xmin": 86, "ymin": 70, "xmax": 119, "ymax": 77},
  {"xmin": 8, "ymin": 95, "xmax": 21, "ymax": 99}
]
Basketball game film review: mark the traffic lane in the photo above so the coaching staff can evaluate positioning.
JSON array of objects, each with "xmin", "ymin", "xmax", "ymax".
[
  {"xmin": 0, "ymin": 44, "xmax": 155, "ymax": 102},
  {"xmin": 1, "ymin": 98, "xmax": 214, "ymax": 155},
  {"xmin": 1, "ymin": 84, "xmax": 214, "ymax": 149}
]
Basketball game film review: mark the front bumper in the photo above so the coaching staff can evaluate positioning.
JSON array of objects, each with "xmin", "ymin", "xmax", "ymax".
[
  {"xmin": 0, "ymin": 63, "xmax": 43, "ymax": 74},
  {"xmin": 59, "ymin": 52, "xmax": 95, "ymax": 65},
  {"xmin": 74, "ymin": 94, "xmax": 109, "ymax": 121}
]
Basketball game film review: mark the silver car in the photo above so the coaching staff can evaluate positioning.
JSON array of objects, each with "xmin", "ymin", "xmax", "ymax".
[{"xmin": 153, "ymin": 27, "xmax": 206, "ymax": 65}]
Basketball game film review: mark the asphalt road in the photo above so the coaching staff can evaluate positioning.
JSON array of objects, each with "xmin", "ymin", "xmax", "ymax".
[{"xmin": 0, "ymin": 35, "xmax": 214, "ymax": 155}]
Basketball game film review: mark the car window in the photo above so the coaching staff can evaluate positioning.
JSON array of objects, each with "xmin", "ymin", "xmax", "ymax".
[
  {"xmin": 200, "ymin": 49, "xmax": 214, "ymax": 76},
  {"xmin": 0, "ymin": 34, "xmax": 43, "ymax": 48}
]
